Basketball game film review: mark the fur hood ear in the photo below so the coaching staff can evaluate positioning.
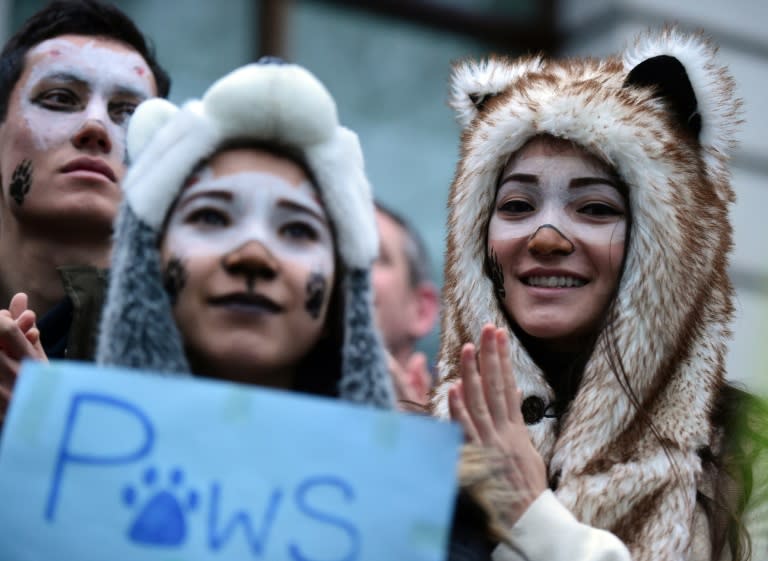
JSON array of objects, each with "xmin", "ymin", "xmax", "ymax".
[
  {"xmin": 433, "ymin": 27, "xmax": 741, "ymax": 560},
  {"xmin": 126, "ymin": 98, "xmax": 179, "ymax": 162},
  {"xmin": 621, "ymin": 27, "xmax": 741, "ymax": 203},
  {"xmin": 448, "ymin": 55, "xmax": 544, "ymax": 129}
]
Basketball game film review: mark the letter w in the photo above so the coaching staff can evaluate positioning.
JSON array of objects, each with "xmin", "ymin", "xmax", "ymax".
[{"xmin": 207, "ymin": 481, "xmax": 283, "ymax": 556}]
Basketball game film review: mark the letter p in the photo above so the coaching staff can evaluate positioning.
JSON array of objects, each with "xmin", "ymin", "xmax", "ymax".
[{"xmin": 44, "ymin": 392, "xmax": 154, "ymax": 522}]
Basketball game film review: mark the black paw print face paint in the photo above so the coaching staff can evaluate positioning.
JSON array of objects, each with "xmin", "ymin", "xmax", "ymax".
[
  {"xmin": 9, "ymin": 160, "xmax": 33, "ymax": 206},
  {"xmin": 162, "ymin": 255, "xmax": 188, "ymax": 306},
  {"xmin": 305, "ymin": 271, "xmax": 327, "ymax": 320}
]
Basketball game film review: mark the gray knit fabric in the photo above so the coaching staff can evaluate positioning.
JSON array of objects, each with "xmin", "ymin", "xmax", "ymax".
[
  {"xmin": 339, "ymin": 269, "xmax": 393, "ymax": 408},
  {"xmin": 96, "ymin": 205, "xmax": 190, "ymax": 375}
]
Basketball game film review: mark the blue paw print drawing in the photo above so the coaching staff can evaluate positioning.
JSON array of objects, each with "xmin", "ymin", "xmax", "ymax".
[{"xmin": 122, "ymin": 466, "xmax": 198, "ymax": 546}]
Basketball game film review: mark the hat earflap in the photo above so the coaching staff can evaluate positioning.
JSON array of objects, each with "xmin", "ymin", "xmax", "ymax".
[{"xmin": 338, "ymin": 269, "xmax": 395, "ymax": 408}]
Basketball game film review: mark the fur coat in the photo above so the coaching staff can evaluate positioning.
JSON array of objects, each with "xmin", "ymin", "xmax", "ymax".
[{"xmin": 431, "ymin": 27, "xmax": 743, "ymax": 561}]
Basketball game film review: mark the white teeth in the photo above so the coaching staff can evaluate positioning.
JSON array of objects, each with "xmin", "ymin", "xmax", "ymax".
[{"xmin": 525, "ymin": 276, "xmax": 586, "ymax": 288}]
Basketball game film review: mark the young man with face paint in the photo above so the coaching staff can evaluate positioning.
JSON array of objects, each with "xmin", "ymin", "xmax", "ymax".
[{"xmin": 0, "ymin": 0, "xmax": 169, "ymax": 416}]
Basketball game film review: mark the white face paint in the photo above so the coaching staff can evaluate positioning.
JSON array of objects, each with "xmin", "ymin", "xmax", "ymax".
[
  {"xmin": 490, "ymin": 153, "xmax": 627, "ymax": 245},
  {"xmin": 487, "ymin": 138, "xmax": 627, "ymax": 348},
  {"xmin": 164, "ymin": 171, "xmax": 335, "ymax": 275},
  {"xmin": 19, "ymin": 36, "xmax": 155, "ymax": 155}
]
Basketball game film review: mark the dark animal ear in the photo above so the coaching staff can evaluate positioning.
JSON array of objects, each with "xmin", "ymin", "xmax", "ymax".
[
  {"xmin": 624, "ymin": 54, "xmax": 702, "ymax": 140},
  {"xmin": 468, "ymin": 92, "xmax": 496, "ymax": 112}
]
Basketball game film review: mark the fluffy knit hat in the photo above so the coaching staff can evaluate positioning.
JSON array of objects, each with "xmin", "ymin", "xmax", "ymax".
[
  {"xmin": 96, "ymin": 60, "xmax": 394, "ymax": 409},
  {"xmin": 432, "ymin": 27, "xmax": 741, "ymax": 560}
]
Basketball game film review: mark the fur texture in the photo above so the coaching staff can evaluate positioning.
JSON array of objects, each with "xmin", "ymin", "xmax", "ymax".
[
  {"xmin": 432, "ymin": 27, "xmax": 741, "ymax": 560},
  {"xmin": 97, "ymin": 61, "xmax": 394, "ymax": 409}
]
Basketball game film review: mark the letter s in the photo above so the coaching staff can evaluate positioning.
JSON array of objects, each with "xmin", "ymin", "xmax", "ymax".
[{"xmin": 289, "ymin": 476, "xmax": 360, "ymax": 561}]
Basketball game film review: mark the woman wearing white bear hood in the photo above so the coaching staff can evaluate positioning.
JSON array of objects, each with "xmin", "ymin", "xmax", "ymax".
[{"xmin": 96, "ymin": 59, "xmax": 395, "ymax": 407}]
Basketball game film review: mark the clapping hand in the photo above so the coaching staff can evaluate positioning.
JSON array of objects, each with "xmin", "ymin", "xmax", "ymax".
[{"xmin": 448, "ymin": 324, "xmax": 548, "ymax": 525}]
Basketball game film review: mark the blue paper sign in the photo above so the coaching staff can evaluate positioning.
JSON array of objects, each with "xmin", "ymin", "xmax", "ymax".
[{"xmin": 0, "ymin": 361, "xmax": 462, "ymax": 561}]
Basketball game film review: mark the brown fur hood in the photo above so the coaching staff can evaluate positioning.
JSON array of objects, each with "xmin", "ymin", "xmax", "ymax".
[{"xmin": 432, "ymin": 28, "xmax": 741, "ymax": 560}]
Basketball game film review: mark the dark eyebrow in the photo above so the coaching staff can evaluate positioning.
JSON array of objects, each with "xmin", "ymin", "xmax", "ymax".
[
  {"xmin": 177, "ymin": 190, "xmax": 233, "ymax": 210},
  {"xmin": 279, "ymin": 199, "xmax": 328, "ymax": 225},
  {"xmin": 499, "ymin": 172, "xmax": 538, "ymax": 185},
  {"xmin": 569, "ymin": 177, "xmax": 619, "ymax": 189},
  {"xmin": 37, "ymin": 72, "xmax": 149, "ymax": 100},
  {"xmin": 500, "ymin": 173, "xmax": 619, "ymax": 190},
  {"xmin": 111, "ymin": 85, "xmax": 151, "ymax": 100},
  {"xmin": 38, "ymin": 71, "xmax": 88, "ymax": 88}
]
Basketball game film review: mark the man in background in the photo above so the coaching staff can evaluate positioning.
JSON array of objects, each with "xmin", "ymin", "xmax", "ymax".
[
  {"xmin": 0, "ymin": 0, "xmax": 170, "ymax": 418},
  {"xmin": 372, "ymin": 202, "xmax": 440, "ymax": 409}
]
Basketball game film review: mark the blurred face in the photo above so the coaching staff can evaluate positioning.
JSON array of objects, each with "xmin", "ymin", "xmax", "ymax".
[
  {"xmin": 487, "ymin": 137, "xmax": 627, "ymax": 348},
  {"xmin": 0, "ymin": 34, "xmax": 157, "ymax": 232},
  {"xmin": 372, "ymin": 210, "xmax": 419, "ymax": 354},
  {"xmin": 160, "ymin": 148, "xmax": 336, "ymax": 386}
]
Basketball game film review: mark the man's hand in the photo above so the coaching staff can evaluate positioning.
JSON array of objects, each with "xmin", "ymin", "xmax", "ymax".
[
  {"xmin": 448, "ymin": 324, "xmax": 548, "ymax": 526},
  {"xmin": 0, "ymin": 293, "xmax": 48, "ymax": 422},
  {"xmin": 388, "ymin": 351, "xmax": 432, "ymax": 412}
]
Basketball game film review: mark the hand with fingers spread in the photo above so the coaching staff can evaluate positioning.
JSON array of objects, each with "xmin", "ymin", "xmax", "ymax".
[
  {"xmin": 448, "ymin": 323, "xmax": 547, "ymax": 526},
  {"xmin": 0, "ymin": 292, "xmax": 48, "ymax": 423}
]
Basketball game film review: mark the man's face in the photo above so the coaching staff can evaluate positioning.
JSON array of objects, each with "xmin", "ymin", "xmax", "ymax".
[
  {"xmin": 372, "ymin": 210, "xmax": 420, "ymax": 354},
  {"xmin": 0, "ymin": 34, "xmax": 157, "ymax": 233}
]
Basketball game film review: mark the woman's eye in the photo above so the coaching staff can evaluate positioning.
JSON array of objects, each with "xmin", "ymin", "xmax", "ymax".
[
  {"xmin": 35, "ymin": 89, "xmax": 79, "ymax": 110},
  {"xmin": 109, "ymin": 101, "xmax": 138, "ymax": 125},
  {"xmin": 580, "ymin": 203, "xmax": 623, "ymax": 217},
  {"xmin": 499, "ymin": 199, "xmax": 534, "ymax": 214},
  {"xmin": 282, "ymin": 222, "xmax": 318, "ymax": 241},
  {"xmin": 187, "ymin": 208, "xmax": 229, "ymax": 227}
]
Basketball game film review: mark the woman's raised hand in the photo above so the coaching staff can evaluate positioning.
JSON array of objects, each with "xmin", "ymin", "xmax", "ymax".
[{"xmin": 448, "ymin": 324, "xmax": 547, "ymax": 525}]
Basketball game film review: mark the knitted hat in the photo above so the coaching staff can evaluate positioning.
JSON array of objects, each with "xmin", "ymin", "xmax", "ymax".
[{"xmin": 96, "ymin": 60, "xmax": 395, "ymax": 409}]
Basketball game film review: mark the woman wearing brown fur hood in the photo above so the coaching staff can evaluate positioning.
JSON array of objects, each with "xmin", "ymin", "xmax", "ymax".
[{"xmin": 432, "ymin": 27, "xmax": 768, "ymax": 561}]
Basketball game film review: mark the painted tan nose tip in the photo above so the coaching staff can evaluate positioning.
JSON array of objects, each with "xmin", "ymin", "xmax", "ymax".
[{"xmin": 527, "ymin": 225, "xmax": 575, "ymax": 255}]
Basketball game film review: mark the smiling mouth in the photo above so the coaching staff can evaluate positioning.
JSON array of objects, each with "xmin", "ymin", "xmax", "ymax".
[
  {"xmin": 209, "ymin": 293, "xmax": 283, "ymax": 313},
  {"xmin": 522, "ymin": 276, "xmax": 588, "ymax": 288}
]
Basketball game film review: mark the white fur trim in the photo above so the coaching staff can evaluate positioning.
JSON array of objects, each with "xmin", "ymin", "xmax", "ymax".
[
  {"xmin": 305, "ymin": 127, "xmax": 377, "ymax": 267},
  {"xmin": 126, "ymin": 98, "xmax": 178, "ymax": 162},
  {"xmin": 124, "ymin": 102, "xmax": 219, "ymax": 230}
]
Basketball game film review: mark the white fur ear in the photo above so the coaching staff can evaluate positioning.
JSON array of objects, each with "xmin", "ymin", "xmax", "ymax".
[
  {"xmin": 449, "ymin": 56, "xmax": 544, "ymax": 129},
  {"xmin": 127, "ymin": 98, "xmax": 180, "ymax": 164},
  {"xmin": 124, "ymin": 103, "xmax": 220, "ymax": 230},
  {"xmin": 623, "ymin": 28, "xmax": 741, "ymax": 164},
  {"xmin": 305, "ymin": 127, "xmax": 378, "ymax": 267},
  {"xmin": 202, "ymin": 63, "xmax": 338, "ymax": 147}
]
